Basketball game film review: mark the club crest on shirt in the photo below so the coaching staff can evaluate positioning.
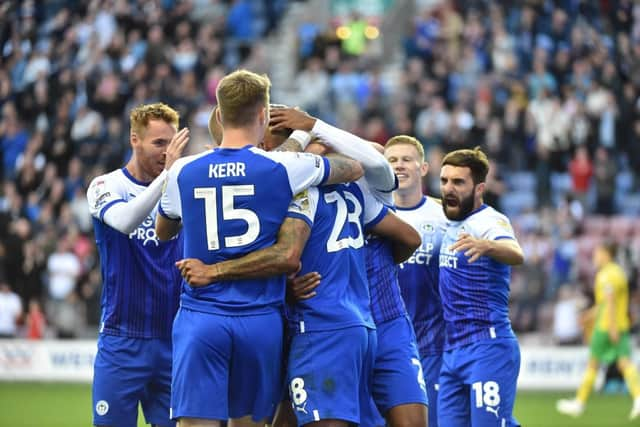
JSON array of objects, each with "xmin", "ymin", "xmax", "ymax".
[
  {"xmin": 290, "ymin": 190, "xmax": 310, "ymax": 214},
  {"xmin": 496, "ymin": 218, "xmax": 513, "ymax": 232},
  {"xmin": 420, "ymin": 223, "xmax": 434, "ymax": 233}
]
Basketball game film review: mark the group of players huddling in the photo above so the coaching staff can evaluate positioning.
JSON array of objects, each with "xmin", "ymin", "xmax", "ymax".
[{"xmin": 87, "ymin": 69, "xmax": 527, "ymax": 427}]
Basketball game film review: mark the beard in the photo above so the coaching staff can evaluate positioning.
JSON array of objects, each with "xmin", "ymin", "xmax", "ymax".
[{"xmin": 443, "ymin": 189, "xmax": 476, "ymax": 220}]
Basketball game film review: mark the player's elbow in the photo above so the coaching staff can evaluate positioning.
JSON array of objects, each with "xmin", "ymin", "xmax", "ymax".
[
  {"xmin": 281, "ymin": 249, "xmax": 302, "ymax": 274},
  {"xmin": 508, "ymin": 248, "xmax": 525, "ymax": 266},
  {"xmin": 406, "ymin": 229, "xmax": 422, "ymax": 253}
]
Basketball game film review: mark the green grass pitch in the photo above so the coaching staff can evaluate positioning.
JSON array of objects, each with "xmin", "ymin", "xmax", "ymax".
[{"xmin": 0, "ymin": 382, "xmax": 638, "ymax": 426}]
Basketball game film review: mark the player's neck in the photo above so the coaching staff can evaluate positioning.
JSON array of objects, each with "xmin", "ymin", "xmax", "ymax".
[
  {"xmin": 220, "ymin": 128, "xmax": 260, "ymax": 149},
  {"xmin": 394, "ymin": 190, "xmax": 424, "ymax": 209},
  {"xmin": 124, "ymin": 158, "xmax": 154, "ymax": 184}
]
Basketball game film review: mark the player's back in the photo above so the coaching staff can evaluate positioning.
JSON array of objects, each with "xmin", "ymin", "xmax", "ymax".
[
  {"xmin": 439, "ymin": 204, "xmax": 517, "ymax": 349},
  {"xmin": 395, "ymin": 196, "xmax": 447, "ymax": 356},
  {"xmin": 163, "ymin": 146, "xmax": 328, "ymax": 315},
  {"xmin": 288, "ymin": 179, "xmax": 387, "ymax": 333},
  {"xmin": 90, "ymin": 168, "xmax": 183, "ymax": 338}
]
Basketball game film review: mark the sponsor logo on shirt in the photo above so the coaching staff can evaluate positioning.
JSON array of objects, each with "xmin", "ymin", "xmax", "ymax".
[{"xmin": 129, "ymin": 215, "xmax": 159, "ymax": 246}]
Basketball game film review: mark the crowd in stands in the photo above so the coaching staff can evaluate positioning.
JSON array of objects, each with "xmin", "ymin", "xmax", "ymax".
[{"xmin": 0, "ymin": 0, "xmax": 638, "ymax": 342}]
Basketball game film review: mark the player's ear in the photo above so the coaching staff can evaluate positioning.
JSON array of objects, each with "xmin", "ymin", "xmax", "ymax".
[
  {"xmin": 420, "ymin": 161, "xmax": 429, "ymax": 177},
  {"xmin": 476, "ymin": 181, "xmax": 486, "ymax": 196}
]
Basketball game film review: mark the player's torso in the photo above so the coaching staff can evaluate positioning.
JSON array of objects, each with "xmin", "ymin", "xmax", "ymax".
[
  {"xmin": 290, "ymin": 182, "xmax": 374, "ymax": 332},
  {"xmin": 438, "ymin": 205, "xmax": 514, "ymax": 349},
  {"xmin": 93, "ymin": 169, "xmax": 182, "ymax": 338},
  {"xmin": 396, "ymin": 196, "xmax": 447, "ymax": 354},
  {"xmin": 595, "ymin": 263, "xmax": 629, "ymax": 331}
]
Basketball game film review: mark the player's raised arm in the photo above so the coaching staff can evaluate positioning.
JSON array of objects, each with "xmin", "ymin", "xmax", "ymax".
[
  {"xmin": 270, "ymin": 107, "xmax": 394, "ymax": 191},
  {"xmin": 155, "ymin": 155, "xmax": 191, "ymax": 241},
  {"xmin": 88, "ymin": 126, "xmax": 189, "ymax": 234},
  {"xmin": 368, "ymin": 210, "xmax": 422, "ymax": 264},
  {"xmin": 324, "ymin": 153, "xmax": 364, "ymax": 184}
]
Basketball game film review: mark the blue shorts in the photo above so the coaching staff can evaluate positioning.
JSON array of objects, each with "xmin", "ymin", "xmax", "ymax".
[
  {"xmin": 422, "ymin": 352, "xmax": 443, "ymax": 427},
  {"xmin": 438, "ymin": 339, "xmax": 521, "ymax": 427},
  {"xmin": 92, "ymin": 334, "xmax": 174, "ymax": 427},
  {"xmin": 171, "ymin": 307, "xmax": 284, "ymax": 422},
  {"xmin": 287, "ymin": 326, "xmax": 376, "ymax": 426},
  {"xmin": 361, "ymin": 316, "xmax": 428, "ymax": 427}
]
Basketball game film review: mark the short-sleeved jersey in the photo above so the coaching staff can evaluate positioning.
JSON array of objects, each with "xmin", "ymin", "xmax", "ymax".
[
  {"xmin": 439, "ymin": 204, "xmax": 518, "ymax": 350},
  {"xmin": 87, "ymin": 168, "xmax": 183, "ymax": 338},
  {"xmin": 396, "ymin": 196, "xmax": 447, "ymax": 356},
  {"xmin": 160, "ymin": 146, "xmax": 329, "ymax": 315},
  {"xmin": 595, "ymin": 262, "xmax": 629, "ymax": 332},
  {"xmin": 286, "ymin": 178, "xmax": 387, "ymax": 332}
]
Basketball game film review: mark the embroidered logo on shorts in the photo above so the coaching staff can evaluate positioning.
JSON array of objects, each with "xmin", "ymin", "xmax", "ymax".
[{"xmin": 96, "ymin": 400, "xmax": 109, "ymax": 416}]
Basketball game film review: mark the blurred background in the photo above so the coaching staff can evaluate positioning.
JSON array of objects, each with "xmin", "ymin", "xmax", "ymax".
[{"xmin": 0, "ymin": 0, "xmax": 639, "ymax": 425}]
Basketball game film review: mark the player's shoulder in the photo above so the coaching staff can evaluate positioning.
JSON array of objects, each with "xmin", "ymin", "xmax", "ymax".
[
  {"xmin": 466, "ymin": 205, "xmax": 512, "ymax": 231},
  {"xmin": 87, "ymin": 168, "xmax": 128, "ymax": 193},
  {"xmin": 252, "ymin": 147, "xmax": 320, "ymax": 166},
  {"xmin": 171, "ymin": 150, "xmax": 211, "ymax": 173},
  {"xmin": 470, "ymin": 204, "xmax": 510, "ymax": 223}
]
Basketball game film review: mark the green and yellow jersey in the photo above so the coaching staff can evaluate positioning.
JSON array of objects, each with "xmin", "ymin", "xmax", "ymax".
[{"xmin": 594, "ymin": 261, "xmax": 629, "ymax": 333}]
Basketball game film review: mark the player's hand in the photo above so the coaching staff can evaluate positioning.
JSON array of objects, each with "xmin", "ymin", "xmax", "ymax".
[
  {"xmin": 164, "ymin": 127, "xmax": 190, "ymax": 170},
  {"xmin": 449, "ymin": 233, "xmax": 490, "ymax": 264},
  {"xmin": 287, "ymin": 271, "xmax": 321, "ymax": 301},
  {"xmin": 269, "ymin": 107, "xmax": 316, "ymax": 132},
  {"xmin": 305, "ymin": 138, "xmax": 330, "ymax": 155},
  {"xmin": 175, "ymin": 258, "xmax": 212, "ymax": 287}
]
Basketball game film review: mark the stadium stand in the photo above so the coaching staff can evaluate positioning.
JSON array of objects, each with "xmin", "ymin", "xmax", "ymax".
[{"xmin": 0, "ymin": 0, "xmax": 638, "ymax": 345}]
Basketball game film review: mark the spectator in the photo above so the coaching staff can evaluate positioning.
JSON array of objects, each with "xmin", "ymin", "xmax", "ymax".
[
  {"xmin": 553, "ymin": 285, "xmax": 586, "ymax": 345},
  {"xmin": 25, "ymin": 298, "xmax": 46, "ymax": 339},
  {"xmin": 0, "ymin": 282, "xmax": 23, "ymax": 338}
]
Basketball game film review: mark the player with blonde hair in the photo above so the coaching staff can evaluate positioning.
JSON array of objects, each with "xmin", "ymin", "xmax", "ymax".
[{"xmin": 88, "ymin": 102, "xmax": 190, "ymax": 427}]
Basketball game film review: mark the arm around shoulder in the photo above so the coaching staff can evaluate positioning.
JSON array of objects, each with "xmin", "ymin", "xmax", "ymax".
[{"xmin": 324, "ymin": 154, "xmax": 364, "ymax": 185}]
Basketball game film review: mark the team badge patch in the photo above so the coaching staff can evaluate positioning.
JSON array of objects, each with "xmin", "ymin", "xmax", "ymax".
[{"xmin": 95, "ymin": 400, "xmax": 109, "ymax": 416}]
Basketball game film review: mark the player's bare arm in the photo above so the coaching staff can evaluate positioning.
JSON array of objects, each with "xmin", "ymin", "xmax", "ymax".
[
  {"xmin": 156, "ymin": 215, "xmax": 181, "ymax": 241},
  {"xmin": 325, "ymin": 153, "xmax": 364, "ymax": 184},
  {"xmin": 449, "ymin": 233, "xmax": 524, "ymax": 265},
  {"xmin": 369, "ymin": 211, "xmax": 422, "ymax": 263},
  {"xmin": 176, "ymin": 217, "xmax": 311, "ymax": 286}
]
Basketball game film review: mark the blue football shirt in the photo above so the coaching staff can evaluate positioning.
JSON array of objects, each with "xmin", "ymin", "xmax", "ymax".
[
  {"xmin": 286, "ymin": 178, "xmax": 387, "ymax": 332},
  {"xmin": 395, "ymin": 196, "xmax": 447, "ymax": 356},
  {"xmin": 439, "ymin": 204, "xmax": 518, "ymax": 350},
  {"xmin": 87, "ymin": 168, "xmax": 183, "ymax": 338},
  {"xmin": 160, "ymin": 146, "xmax": 329, "ymax": 315}
]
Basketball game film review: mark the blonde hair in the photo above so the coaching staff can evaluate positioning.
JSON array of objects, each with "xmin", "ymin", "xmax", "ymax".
[
  {"xmin": 130, "ymin": 103, "xmax": 179, "ymax": 139},
  {"xmin": 216, "ymin": 69, "xmax": 271, "ymax": 127},
  {"xmin": 385, "ymin": 135, "xmax": 425, "ymax": 160},
  {"xmin": 442, "ymin": 146, "xmax": 490, "ymax": 184}
]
